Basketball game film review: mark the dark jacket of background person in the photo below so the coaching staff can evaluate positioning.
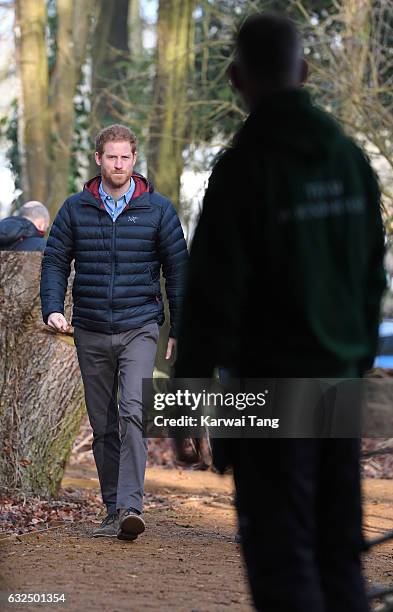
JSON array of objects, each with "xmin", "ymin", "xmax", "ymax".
[
  {"xmin": 175, "ymin": 89, "xmax": 386, "ymax": 380},
  {"xmin": 0, "ymin": 216, "xmax": 46, "ymax": 252},
  {"xmin": 40, "ymin": 173, "xmax": 188, "ymax": 337}
]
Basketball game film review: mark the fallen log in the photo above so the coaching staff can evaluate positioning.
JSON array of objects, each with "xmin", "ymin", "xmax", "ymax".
[{"xmin": 0, "ymin": 252, "xmax": 84, "ymax": 496}]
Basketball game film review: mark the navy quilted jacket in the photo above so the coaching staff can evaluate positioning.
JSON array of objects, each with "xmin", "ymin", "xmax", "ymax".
[
  {"xmin": 0, "ymin": 216, "xmax": 46, "ymax": 252},
  {"xmin": 40, "ymin": 174, "xmax": 188, "ymax": 337}
]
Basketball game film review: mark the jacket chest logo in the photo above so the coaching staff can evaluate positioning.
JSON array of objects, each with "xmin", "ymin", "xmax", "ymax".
[{"xmin": 127, "ymin": 215, "xmax": 138, "ymax": 223}]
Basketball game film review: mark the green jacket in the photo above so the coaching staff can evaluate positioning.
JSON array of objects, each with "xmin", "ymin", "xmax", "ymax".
[{"xmin": 175, "ymin": 89, "xmax": 386, "ymax": 378}]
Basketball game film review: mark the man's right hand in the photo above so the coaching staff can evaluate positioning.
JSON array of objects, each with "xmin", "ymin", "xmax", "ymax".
[{"xmin": 47, "ymin": 312, "xmax": 70, "ymax": 333}]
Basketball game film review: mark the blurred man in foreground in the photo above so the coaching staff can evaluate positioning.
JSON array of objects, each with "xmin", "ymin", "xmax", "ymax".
[
  {"xmin": 0, "ymin": 201, "xmax": 50, "ymax": 251},
  {"xmin": 175, "ymin": 13, "xmax": 385, "ymax": 612}
]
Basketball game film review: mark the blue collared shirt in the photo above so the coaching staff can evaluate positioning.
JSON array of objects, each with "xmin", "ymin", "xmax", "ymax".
[{"xmin": 99, "ymin": 178, "xmax": 135, "ymax": 222}]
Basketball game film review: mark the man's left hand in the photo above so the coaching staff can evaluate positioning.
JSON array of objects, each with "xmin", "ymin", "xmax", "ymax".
[{"xmin": 166, "ymin": 337, "xmax": 177, "ymax": 360}]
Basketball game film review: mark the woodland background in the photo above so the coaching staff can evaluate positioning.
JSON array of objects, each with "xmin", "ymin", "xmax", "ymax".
[
  {"xmin": 0, "ymin": 0, "xmax": 392, "ymax": 235},
  {"xmin": 1, "ymin": 0, "xmax": 393, "ymax": 499}
]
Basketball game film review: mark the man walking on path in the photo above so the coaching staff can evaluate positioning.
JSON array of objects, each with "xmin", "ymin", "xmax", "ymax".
[
  {"xmin": 41, "ymin": 124, "xmax": 188, "ymax": 541},
  {"xmin": 175, "ymin": 13, "xmax": 385, "ymax": 612},
  {"xmin": 0, "ymin": 201, "xmax": 50, "ymax": 252}
]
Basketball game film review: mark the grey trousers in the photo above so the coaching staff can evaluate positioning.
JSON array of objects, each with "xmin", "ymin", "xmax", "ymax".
[{"xmin": 73, "ymin": 323, "xmax": 159, "ymax": 514}]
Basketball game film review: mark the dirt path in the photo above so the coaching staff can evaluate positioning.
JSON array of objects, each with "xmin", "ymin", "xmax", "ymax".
[{"xmin": 1, "ymin": 467, "xmax": 392, "ymax": 611}]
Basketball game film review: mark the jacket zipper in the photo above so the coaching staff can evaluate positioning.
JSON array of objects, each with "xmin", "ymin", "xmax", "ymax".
[
  {"xmin": 109, "ymin": 220, "xmax": 116, "ymax": 331},
  {"xmin": 95, "ymin": 200, "xmax": 151, "ymax": 332}
]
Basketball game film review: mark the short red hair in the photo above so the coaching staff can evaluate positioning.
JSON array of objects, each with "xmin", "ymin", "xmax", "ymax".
[{"xmin": 95, "ymin": 124, "xmax": 137, "ymax": 155}]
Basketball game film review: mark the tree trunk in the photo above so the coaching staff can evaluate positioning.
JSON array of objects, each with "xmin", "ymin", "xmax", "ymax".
[
  {"xmin": 14, "ymin": 0, "xmax": 49, "ymax": 204},
  {"xmin": 89, "ymin": 0, "xmax": 130, "ymax": 178},
  {"xmin": 147, "ymin": 0, "xmax": 194, "ymax": 376},
  {"xmin": 47, "ymin": 0, "xmax": 95, "ymax": 217},
  {"xmin": 341, "ymin": 0, "xmax": 372, "ymax": 126},
  {"xmin": 15, "ymin": 0, "xmax": 94, "ymax": 217},
  {"xmin": 0, "ymin": 253, "xmax": 85, "ymax": 496},
  {"xmin": 147, "ymin": 0, "xmax": 195, "ymax": 212},
  {"xmin": 128, "ymin": 0, "xmax": 143, "ymax": 57}
]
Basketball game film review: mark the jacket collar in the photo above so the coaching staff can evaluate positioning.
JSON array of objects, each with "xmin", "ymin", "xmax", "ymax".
[{"xmin": 80, "ymin": 173, "xmax": 153, "ymax": 209}]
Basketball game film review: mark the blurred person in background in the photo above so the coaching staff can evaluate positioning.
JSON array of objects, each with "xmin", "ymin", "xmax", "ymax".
[{"xmin": 0, "ymin": 201, "xmax": 50, "ymax": 252}]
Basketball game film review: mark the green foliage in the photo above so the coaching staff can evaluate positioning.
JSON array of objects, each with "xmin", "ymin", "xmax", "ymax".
[
  {"xmin": 69, "ymin": 85, "xmax": 92, "ymax": 193},
  {"xmin": 2, "ymin": 100, "xmax": 20, "ymax": 189},
  {"xmin": 191, "ymin": 1, "xmax": 244, "ymax": 143},
  {"xmin": 92, "ymin": 48, "xmax": 156, "ymax": 154},
  {"xmin": 187, "ymin": 0, "xmax": 333, "ymax": 170},
  {"xmin": 1, "ymin": 99, "xmax": 22, "ymax": 211},
  {"xmin": 46, "ymin": 0, "xmax": 58, "ymax": 74}
]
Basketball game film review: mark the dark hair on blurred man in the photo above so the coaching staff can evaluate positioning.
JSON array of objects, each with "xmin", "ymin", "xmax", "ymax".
[{"xmin": 176, "ymin": 12, "xmax": 385, "ymax": 612}]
